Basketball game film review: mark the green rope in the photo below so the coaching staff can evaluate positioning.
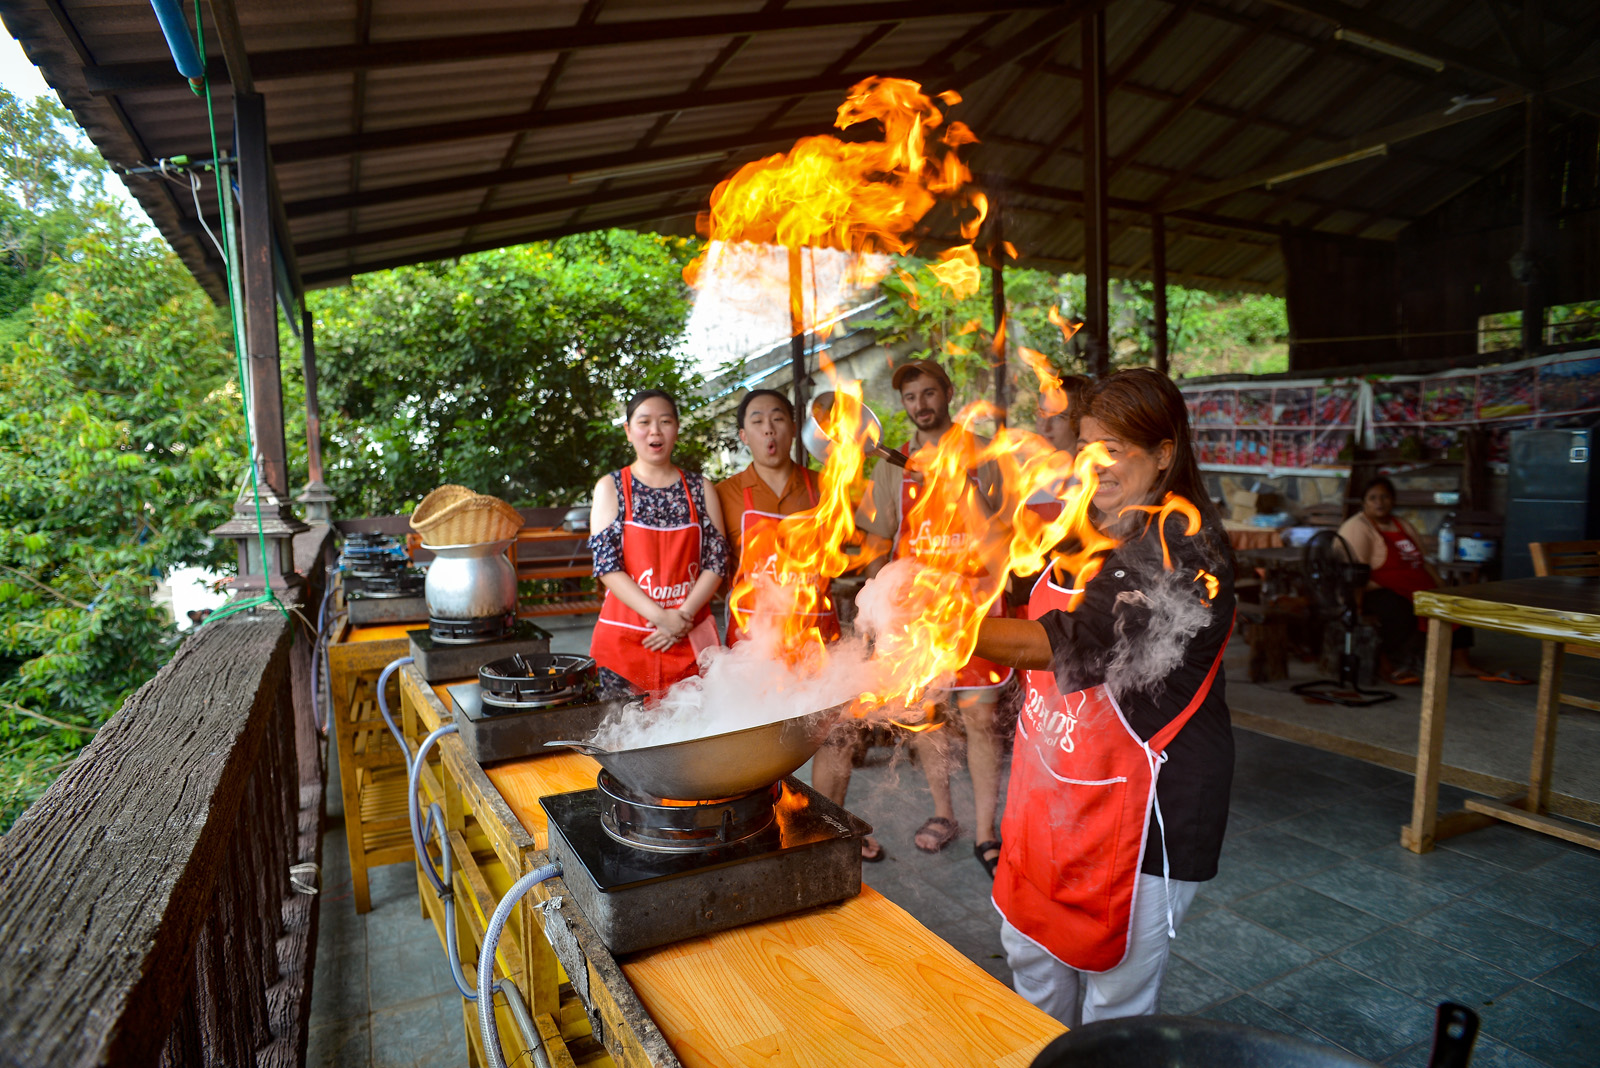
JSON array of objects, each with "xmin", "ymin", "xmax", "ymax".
[{"xmin": 191, "ymin": 0, "xmax": 286, "ymax": 626}]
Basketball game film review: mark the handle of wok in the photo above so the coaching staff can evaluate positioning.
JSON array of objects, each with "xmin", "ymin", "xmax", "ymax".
[
  {"xmin": 543, "ymin": 740, "xmax": 605, "ymax": 755},
  {"xmin": 871, "ymin": 444, "xmax": 908, "ymax": 468},
  {"xmin": 1425, "ymin": 1003, "xmax": 1478, "ymax": 1068}
]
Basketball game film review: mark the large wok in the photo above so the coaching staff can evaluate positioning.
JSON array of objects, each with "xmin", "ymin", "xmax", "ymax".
[{"xmin": 545, "ymin": 704, "xmax": 845, "ymax": 800}]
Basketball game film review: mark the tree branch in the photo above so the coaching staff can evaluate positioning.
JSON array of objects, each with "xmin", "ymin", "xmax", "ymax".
[
  {"xmin": 0, "ymin": 564, "xmax": 94, "ymax": 611},
  {"xmin": 1, "ymin": 701, "xmax": 97, "ymax": 734}
]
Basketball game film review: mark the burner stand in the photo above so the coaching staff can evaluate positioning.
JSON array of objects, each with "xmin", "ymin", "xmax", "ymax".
[
  {"xmin": 541, "ymin": 776, "xmax": 872, "ymax": 954},
  {"xmin": 407, "ymin": 620, "xmax": 551, "ymax": 682},
  {"xmin": 448, "ymin": 682, "xmax": 609, "ymax": 764},
  {"xmin": 597, "ymin": 771, "xmax": 779, "ymax": 853}
]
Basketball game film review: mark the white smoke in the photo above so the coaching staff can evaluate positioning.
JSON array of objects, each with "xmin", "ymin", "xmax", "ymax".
[
  {"xmin": 1104, "ymin": 566, "xmax": 1214, "ymax": 699},
  {"xmin": 587, "ymin": 559, "xmax": 952, "ymax": 751}
]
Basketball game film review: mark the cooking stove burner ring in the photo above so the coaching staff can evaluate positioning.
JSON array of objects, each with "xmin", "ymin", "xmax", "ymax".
[
  {"xmin": 479, "ymin": 653, "xmax": 596, "ymax": 702},
  {"xmin": 597, "ymin": 770, "xmax": 781, "ymax": 854},
  {"xmin": 479, "ymin": 684, "xmax": 585, "ymax": 711},
  {"xmin": 428, "ymin": 613, "xmax": 515, "ymax": 644}
]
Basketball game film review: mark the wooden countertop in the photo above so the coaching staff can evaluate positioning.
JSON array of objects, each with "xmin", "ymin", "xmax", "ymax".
[{"xmin": 485, "ymin": 753, "xmax": 1065, "ymax": 1068}]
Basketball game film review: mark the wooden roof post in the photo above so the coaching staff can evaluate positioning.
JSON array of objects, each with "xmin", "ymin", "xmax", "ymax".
[
  {"xmin": 212, "ymin": 91, "xmax": 307, "ymax": 591},
  {"xmin": 992, "ymin": 210, "xmax": 1007, "ymax": 429},
  {"xmin": 1083, "ymin": 8, "xmax": 1110, "ymax": 378},
  {"xmin": 296, "ymin": 307, "xmax": 336, "ymax": 525},
  {"xmin": 1151, "ymin": 212, "xmax": 1169, "ymax": 375},
  {"xmin": 789, "ymin": 244, "xmax": 808, "ymax": 466},
  {"xmin": 1518, "ymin": 94, "xmax": 1548, "ymax": 357}
]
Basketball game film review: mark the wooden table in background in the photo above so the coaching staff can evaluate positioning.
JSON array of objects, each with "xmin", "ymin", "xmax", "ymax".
[{"xmin": 1405, "ymin": 576, "xmax": 1600, "ymax": 854}]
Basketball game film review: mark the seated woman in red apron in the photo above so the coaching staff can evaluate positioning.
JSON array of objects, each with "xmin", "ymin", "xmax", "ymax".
[
  {"xmin": 588, "ymin": 389, "xmax": 730, "ymax": 699},
  {"xmin": 973, "ymin": 368, "xmax": 1236, "ymax": 1027},
  {"xmin": 1336, "ymin": 476, "xmax": 1474, "ymax": 683}
]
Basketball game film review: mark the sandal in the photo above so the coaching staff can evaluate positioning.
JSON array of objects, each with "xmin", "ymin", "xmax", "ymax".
[
  {"xmin": 914, "ymin": 816, "xmax": 960, "ymax": 854},
  {"xmin": 1478, "ymin": 670, "xmax": 1533, "ymax": 685},
  {"xmin": 1388, "ymin": 671, "xmax": 1420, "ymax": 686},
  {"xmin": 974, "ymin": 839, "xmax": 1002, "ymax": 878},
  {"xmin": 861, "ymin": 836, "xmax": 886, "ymax": 862}
]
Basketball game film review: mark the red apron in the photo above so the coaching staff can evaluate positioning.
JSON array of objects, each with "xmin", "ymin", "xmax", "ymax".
[
  {"xmin": 1370, "ymin": 523, "xmax": 1436, "ymax": 631},
  {"xmin": 589, "ymin": 469, "xmax": 718, "ymax": 693},
  {"xmin": 726, "ymin": 471, "xmax": 841, "ymax": 647},
  {"xmin": 993, "ymin": 567, "xmax": 1230, "ymax": 972},
  {"xmin": 896, "ymin": 442, "xmax": 1013, "ymax": 692}
]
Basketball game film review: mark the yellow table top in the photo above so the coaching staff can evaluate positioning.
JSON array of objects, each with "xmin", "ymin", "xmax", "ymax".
[
  {"xmin": 484, "ymin": 754, "xmax": 1065, "ymax": 1068},
  {"xmin": 347, "ymin": 622, "xmax": 418, "ymax": 643}
]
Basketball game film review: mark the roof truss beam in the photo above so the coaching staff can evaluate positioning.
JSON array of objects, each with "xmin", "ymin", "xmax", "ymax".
[
  {"xmin": 282, "ymin": 125, "xmax": 821, "ymax": 218},
  {"xmin": 81, "ymin": 0, "xmax": 1056, "ymax": 93}
]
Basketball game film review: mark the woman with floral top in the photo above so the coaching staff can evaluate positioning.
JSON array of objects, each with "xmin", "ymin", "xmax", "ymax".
[{"xmin": 588, "ymin": 389, "xmax": 729, "ymax": 699}]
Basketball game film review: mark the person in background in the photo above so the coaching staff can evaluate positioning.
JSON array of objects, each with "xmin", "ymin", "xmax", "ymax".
[
  {"xmin": 1037, "ymin": 374, "xmax": 1092, "ymax": 460},
  {"xmin": 972, "ymin": 368, "xmax": 1236, "ymax": 1027},
  {"xmin": 588, "ymin": 389, "xmax": 729, "ymax": 699},
  {"xmin": 1337, "ymin": 476, "xmax": 1474, "ymax": 683},
  {"xmin": 850, "ymin": 358, "xmax": 1012, "ymax": 875},
  {"xmin": 718, "ymin": 390, "xmax": 880, "ymax": 862}
]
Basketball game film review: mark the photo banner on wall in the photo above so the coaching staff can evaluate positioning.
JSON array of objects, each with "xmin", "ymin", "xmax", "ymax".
[{"xmin": 1180, "ymin": 347, "xmax": 1600, "ymax": 476}]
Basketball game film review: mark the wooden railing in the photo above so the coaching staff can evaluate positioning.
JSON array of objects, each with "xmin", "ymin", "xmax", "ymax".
[{"xmin": 0, "ymin": 526, "xmax": 335, "ymax": 1068}]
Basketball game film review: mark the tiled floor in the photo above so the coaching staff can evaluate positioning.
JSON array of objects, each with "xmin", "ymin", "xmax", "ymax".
[
  {"xmin": 305, "ymin": 824, "xmax": 470, "ymax": 1068},
  {"xmin": 309, "ymin": 717, "xmax": 1600, "ymax": 1068}
]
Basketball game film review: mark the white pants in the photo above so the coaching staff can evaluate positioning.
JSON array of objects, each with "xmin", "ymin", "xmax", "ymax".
[{"xmin": 1000, "ymin": 873, "xmax": 1200, "ymax": 1027}]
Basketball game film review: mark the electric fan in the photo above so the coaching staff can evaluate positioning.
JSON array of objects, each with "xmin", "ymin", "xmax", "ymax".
[{"xmin": 1290, "ymin": 530, "xmax": 1397, "ymax": 707}]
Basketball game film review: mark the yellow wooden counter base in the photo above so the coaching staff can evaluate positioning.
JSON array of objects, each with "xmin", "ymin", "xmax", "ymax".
[{"xmin": 486, "ymin": 754, "xmax": 1066, "ymax": 1068}]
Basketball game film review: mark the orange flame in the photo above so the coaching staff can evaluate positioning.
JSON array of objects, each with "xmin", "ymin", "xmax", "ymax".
[
  {"xmin": 1048, "ymin": 306, "xmax": 1083, "ymax": 345},
  {"xmin": 686, "ymin": 76, "xmax": 1211, "ymax": 718},
  {"xmin": 684, "ymin": 77, "xmax": 986, "ymax": 314},
  {"xmin": 1019, "ymin": 346, "xmax": 1066, "ymax": 416}
]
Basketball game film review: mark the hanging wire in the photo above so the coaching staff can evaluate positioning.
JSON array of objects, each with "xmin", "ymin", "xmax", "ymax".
[{"xmin": 189, "ymin": 0, "xmax": 286, "ymax": 626}]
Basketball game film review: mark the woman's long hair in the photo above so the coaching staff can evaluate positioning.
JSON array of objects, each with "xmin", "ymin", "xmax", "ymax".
[{"xmin": 1082, "ymin": 368, "xmax": 1229, "ymax": 559}]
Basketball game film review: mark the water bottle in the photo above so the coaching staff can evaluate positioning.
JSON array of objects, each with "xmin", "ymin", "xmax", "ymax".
[{"xmin": 1437, "ymin": 513, "xmax": 1456, "ymax": 564}]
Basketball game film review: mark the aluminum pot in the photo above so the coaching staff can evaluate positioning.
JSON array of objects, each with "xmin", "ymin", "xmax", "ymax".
[
  {"xmin": 546, "ymin": 704, "xmax": 846, "ymax": 800},
  {"xmin": 421, "ymin": 539, "xmax": 518, "ymax": 621}
]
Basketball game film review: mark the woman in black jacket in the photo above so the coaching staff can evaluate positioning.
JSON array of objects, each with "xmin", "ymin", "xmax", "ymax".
[{"xmin": 974, "ymin": 368, "xmax": 1235, "ymax": 1026}]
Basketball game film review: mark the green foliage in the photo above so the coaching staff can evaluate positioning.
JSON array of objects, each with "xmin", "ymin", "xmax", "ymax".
[
  {"xmin": 0, "ymin": 89, "xmax": 110, "ymax": 337},
  {"xmin": 310, "ymin": 230, "xmax": 706, "ymax": 516},
  {"xmin": 0, "ymin": 216, "xmax": 255, "ymax": 829}
]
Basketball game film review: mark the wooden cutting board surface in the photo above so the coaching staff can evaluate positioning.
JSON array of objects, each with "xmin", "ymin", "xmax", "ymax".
[
  {"xmin": 486, "ymin": 755, "xmax": 1065, "ymax": 1067},
  {"xmin": 485, "ymin": 751, "xmax": 604, "ymax": 850}
]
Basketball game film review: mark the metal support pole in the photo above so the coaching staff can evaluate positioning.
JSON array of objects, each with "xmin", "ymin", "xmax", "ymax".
[
  {"xmin": 1519, "ymin": 95, "xmax": 1547, "ymax": 356},
  {"xmin": 788, "ymin": 245, "xmax": 808, "ymax": 465},
  {"xmin": 992, "ymin": 234, "xmax": 1007, "ymax": 429},
  {"xmin": 1082, "ymin": 9, "xmax": 1111, "ymax": 378},
  {"xmin": 1151, "ymin": 213, "xmax": 1169, "ymax": 375},
  {"xmin": 296, "ymin": 307, "xmax": 336, "ymax": 524},
  {"xmin": 235, "ymin": 92, "xmax": 290, "ymax": 499}
]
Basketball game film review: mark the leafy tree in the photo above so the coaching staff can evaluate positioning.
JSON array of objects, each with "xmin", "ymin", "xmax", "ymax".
[
  {"xmin": 0, "ymin": 214, "xmax": 267, "ymax": 829},
  {"xmin": 0, "ymin": 89, "xmax": 110, "ymax": 344},
  {"xmin": 310, "ymin": 229, "xmax": 706, "ymax": 517}
]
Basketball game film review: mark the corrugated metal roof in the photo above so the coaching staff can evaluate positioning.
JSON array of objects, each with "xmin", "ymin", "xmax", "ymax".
[{"xmin": 2, "ymin": 0, "xmax": 1595, "ymax": 300}]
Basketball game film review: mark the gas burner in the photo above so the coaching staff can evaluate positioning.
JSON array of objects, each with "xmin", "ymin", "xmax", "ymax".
[
  {"xmin": 597, "ymin": 770, "xmax": 779, "ymax": 854},
  {"xmin": 348, "ymin": 568, "xmax": 426, "ymax": 599},
  {"xmin": 479, "ymin": 653, "xmax": 596, "ymax": 704},
  {"xmin": 340, "ymin": 532, "xmax": 412, "ymax": 578},
  {"xmin": 541, "ymin": 776, "xmax": 873, "ymax": 953},
  {"xmin": 428, "ymin": 612, "xmax": 515, "ymax": 644}
]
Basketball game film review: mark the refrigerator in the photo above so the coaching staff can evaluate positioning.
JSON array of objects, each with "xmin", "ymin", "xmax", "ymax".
[{"xmin": 1504, "ymin": 428, "xmax": 1600, "ymax": 580}]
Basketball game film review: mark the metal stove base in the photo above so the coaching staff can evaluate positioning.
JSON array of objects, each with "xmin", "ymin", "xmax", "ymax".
[
  {"xmin": 346, "ymin": 593, "xmax": 429, "ymax": 626},
  {"xmin": 448, "ymin": 682, "xmax": 610, "ymax": 764},
  {"xmin": 406, "ymin": 621, "xmax": 551, "ymax": 681},
  {"xmin": 541, "ymin": 777, "xmax": 871, "ymax": 955}
]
